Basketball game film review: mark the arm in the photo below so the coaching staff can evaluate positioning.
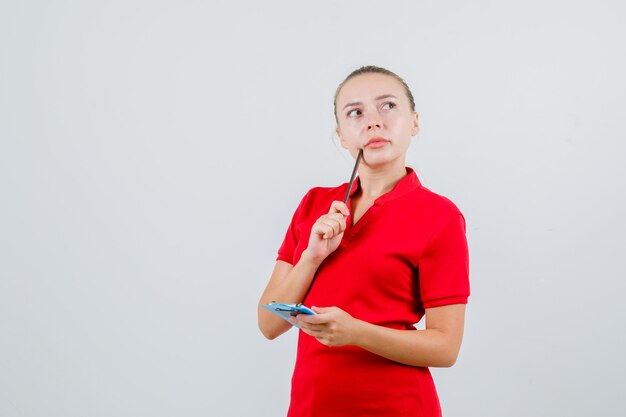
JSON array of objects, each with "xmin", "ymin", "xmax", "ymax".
[
  {"xmin": 292, "ymin": 303, "xmax": 466, "ymax": 368},
  {"xmin": 258, "ymin": 201, "xmax": 350, "ymax": 340},
  {"xmin": 257, "ymin": 256, "xmax": 319, "ymax": 340}
]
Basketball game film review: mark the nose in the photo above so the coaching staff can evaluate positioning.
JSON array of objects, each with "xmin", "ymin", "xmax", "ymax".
[
  {"xmin": 365, "ymin": 114, "xmax": 382, "ymax": 131},
  {"xmin": 367, "ymin": 121, "xmax": 381, "ymax": 130}
]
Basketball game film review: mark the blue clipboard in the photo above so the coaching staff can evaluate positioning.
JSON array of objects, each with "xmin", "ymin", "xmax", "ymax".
[{"xmin": 262, "ymin": 302, "xmax": 315, "ymax": 328}]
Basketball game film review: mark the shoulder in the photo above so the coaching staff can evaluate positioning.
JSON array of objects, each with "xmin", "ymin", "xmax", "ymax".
[
  {"xmin": 420, "ymin": 185, "xmax": 462, "ymax": 214},
  {"xmin": 409, "ymin": 186, "xmax": 468, "ymax": 255},
  {"xmin": 397, "ymin": 168, "xmax": 464, "ymax": 221},
  {"xmin": 403, "ymin": 181, "xmax": 467, "ymax": 240},
  {"xmin": 409, "ymin": 182, "xmax": 464, "ymax": 221}
]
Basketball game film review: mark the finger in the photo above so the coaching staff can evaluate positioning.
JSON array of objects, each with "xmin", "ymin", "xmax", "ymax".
[
  {"xmin": 297, "ymin": 313, "xmax": 329, "ymax": 325},
  {"xmin": 318, "ymin": 218, "xmax": 343, "ymax": 237},
  {"xmin": 322, "ymin": 213, "xmax": 347, "ymax": 232},
  {"xmin": 315, "ymin": 217, "xmax": 346, "ymax": 239},
  {"xmin": 300, "ymin": 327, "xmax": 324, "ymax": 338},
  {"xmin": 311, "ymin": 222, "xmax": 335, "ymax": 238},
  {"xmin": 326, "ymin": 213, "xmax": 348, "ymax": 230},
  {"xmin": 302, "ymin": 323, "xmax": 325, "ymax": 333},
  {"xmin": 296, "ymin": 319, "xmax": 325, "ymax": 332},
  {"xmin": 314, "ymin": 226, "xmax": 343, "ymax": 240},
  {"xmin": 311, "ymin": 306, "xmax": 335, "ymax": 314},
  {"xmin": 328, "ymin": 200, "xmax": 350, "ymax": 217}
]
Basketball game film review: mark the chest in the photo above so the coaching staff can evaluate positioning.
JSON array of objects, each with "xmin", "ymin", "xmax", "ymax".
[
  {"xmin": 349, "ymin": 195, "xmax": 376, "ymax": 226},
  {"xmin": 303, "ymin": 205, "xmax": 429, "ymax": 323}
]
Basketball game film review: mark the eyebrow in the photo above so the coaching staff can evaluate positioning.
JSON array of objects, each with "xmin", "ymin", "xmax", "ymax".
[{"xmin": 342, "ymin": 94, "xmax": 398, "ymax": 111}]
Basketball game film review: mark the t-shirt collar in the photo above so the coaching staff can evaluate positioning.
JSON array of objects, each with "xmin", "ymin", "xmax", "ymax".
[{"xmin": 348, "ymin": 167, "xmax": 422, "ymax": 204}]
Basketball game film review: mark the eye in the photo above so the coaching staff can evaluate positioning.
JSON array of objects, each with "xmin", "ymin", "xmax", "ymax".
[
  {"xmin": 381, "ymin": 102, "xmax": 396, "ymax": 110},
  {"xmin": 347, "ymin": 108, "xmax": 362, "ymax": 118}
]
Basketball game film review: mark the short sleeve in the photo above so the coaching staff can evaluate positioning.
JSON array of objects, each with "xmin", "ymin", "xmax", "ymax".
[
  {"xmin": 418, "ymin": 212, "xmax": 470, "ymax": 309},
  {"xmin": 276, "ymin": 191, "xmax": 311, "ymax": 265}
]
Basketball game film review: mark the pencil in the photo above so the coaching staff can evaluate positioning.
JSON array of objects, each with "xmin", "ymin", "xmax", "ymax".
[{"xmin": 343, "ymin": 148, "xmax": 363, "ymax": 205}]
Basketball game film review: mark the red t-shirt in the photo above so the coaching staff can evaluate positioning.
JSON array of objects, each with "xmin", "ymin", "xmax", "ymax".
[{"xmin": 277, "ymin": 168, "xmax": 470, "ymax": 417}]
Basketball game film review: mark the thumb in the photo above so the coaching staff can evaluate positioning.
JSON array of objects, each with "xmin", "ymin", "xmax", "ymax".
[
  {"xmin": 312, "ymin": 306, "xmax": 333, "ymax": 314},
  {"xmin": 328, "ymin": 200, "xmax": 350, "ymax": 217}
]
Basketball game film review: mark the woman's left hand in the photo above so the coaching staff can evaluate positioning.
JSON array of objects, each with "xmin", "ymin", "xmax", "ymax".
[{"xmin": 291, "ymin": 306, "xmax": 362, "ymax": 347}]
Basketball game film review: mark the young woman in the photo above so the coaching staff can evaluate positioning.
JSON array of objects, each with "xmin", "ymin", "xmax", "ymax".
[{"xmin": 258, "ymin": 66, "xmax": 470, "ymax": 417}]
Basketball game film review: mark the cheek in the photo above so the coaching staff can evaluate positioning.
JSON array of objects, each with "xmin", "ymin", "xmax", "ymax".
[
  {"xmin": 345, "ymin": 118, "xmax": 363, "ymax": 129},
  {"xmin": 391, "ymin": 114, "xmax": 415, "ymax": 133},
  {"xmin": 338, "ymin": 121, "xmax": 361, "ymax": 139}
]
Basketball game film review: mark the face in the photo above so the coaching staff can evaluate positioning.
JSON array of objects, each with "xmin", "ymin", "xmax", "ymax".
[{"xmin": 335, "ymin": 73, "xmax": 419, "ymax": 168}]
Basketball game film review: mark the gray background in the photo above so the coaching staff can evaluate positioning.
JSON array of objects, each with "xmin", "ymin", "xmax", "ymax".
[{"xmin": 1, "ymin": 1, "xmax": 625, "ymax": 416}]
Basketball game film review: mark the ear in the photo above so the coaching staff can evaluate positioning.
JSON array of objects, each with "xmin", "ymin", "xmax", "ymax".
[
  {"xmin": 336, "ymin": 127, "xmax": 348, "ymax": 149},
  {"xmin": 411, "ymin": 112, "xmax": 420, "ymax": 136}
]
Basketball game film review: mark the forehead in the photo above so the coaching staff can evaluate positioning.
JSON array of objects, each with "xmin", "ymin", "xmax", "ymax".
[{"xmin": 337, "ymin": 73, "xmax": 406, "ymax": 105}]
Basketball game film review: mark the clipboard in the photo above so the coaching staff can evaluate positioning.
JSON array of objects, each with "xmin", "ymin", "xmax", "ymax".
[{"xmin": 262, "ymin": 302, "xmax": 315, "ymax": 328}]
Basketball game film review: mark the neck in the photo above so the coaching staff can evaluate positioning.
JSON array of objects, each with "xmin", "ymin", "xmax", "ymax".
[{"xmin": 357, "ymin": 161, "xmax": 408, "ymax": 199}]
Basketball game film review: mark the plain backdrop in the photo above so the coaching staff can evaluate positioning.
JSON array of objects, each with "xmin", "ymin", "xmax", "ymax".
[{"xmin": 1, "ymin": 1, "xmax": 625, "ymax": 416}]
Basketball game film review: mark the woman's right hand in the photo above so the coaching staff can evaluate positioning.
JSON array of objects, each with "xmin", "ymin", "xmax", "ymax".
[{"xmin": 304, "ymin": 201, "xmax": 349, "ymax": 265}]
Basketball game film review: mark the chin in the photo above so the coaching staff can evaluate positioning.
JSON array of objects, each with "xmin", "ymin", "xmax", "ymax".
[{"xmin": 364, "ymin": 152, "xmax": 406, "ymax": 167}]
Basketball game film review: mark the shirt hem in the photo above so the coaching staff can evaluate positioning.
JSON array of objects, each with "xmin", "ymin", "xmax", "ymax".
[{"xmin": 422, "ymin": 296, "xmax": 469, "ymax": 309}]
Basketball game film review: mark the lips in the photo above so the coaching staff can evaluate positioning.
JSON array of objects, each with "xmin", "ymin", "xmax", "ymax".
[{"xmin": 365, "ymin": 137, "xmax": 390, "ymax": 148}]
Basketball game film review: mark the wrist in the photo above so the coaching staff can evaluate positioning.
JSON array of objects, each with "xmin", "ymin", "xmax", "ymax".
[
  {"xmin": 300, "ymin": 249, "xmax": 324, "ymax": 269},
  {"xmin": 350, "ymin": 318, "xmax": 370, "ymax": 348}
]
